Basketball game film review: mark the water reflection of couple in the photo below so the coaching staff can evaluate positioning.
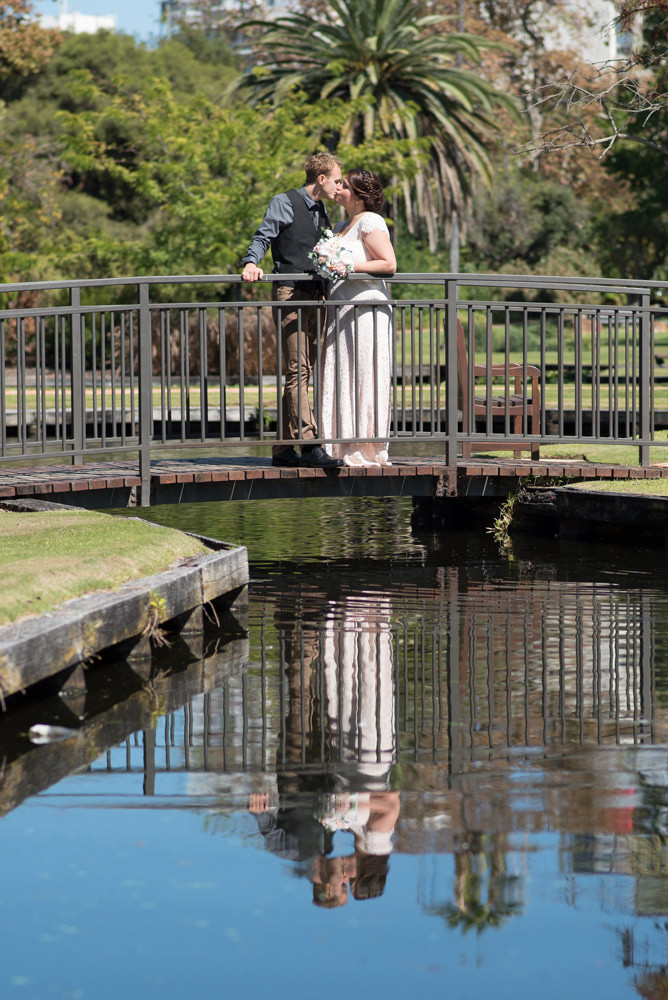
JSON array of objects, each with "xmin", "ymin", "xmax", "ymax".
[
  {"xmin": 249, "ymin": 598, "xmax": 400, "ymax": 909},
  {"xmin": 241, "ymin": 153, "xmax": 396, "ymax": 469}
]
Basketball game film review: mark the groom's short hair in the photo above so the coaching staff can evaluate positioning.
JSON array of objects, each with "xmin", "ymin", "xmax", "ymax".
[{"xmin": 304, "ymin": 152, "xmax": 341, "ymax": 184}]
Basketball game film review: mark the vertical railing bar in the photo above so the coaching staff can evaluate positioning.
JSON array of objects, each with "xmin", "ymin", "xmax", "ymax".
[
  {"xmin": 373, "ymin": 304, "xmax": 379, "ymax": 441},
  {"xmin": 605, "ymin": 310, "xmax": 613, "ymax": 439},
  {"xmin": 33, "ymin": 316, "xmax": 41, "ymax": 450},
  {"xmin": 256, "ymin": 307, "xmax": 264, "ymax": 441},
  {"xmin": 313, "ymin": 298, "xmax": 324, "ymax": 443},
  {"xmin": 354, "ymin": 304, "xmax": 360, "ymax": 440},
  {"xmin": 295, "ymin": 305, "xmax": 303, "ymax": 449},
  {"xmin": 503, "ymin": 309, "xmax": 511, "ymax": 438},
  {"xmin": 409, "ymin": 305, "xmax": 416, "ymax": 435},
  {"xmin": 433, "ymin": 304, "xmax": 440, "ymax": 440},
  {"xmin": 557, "ymin": 309, "xmax": 565, "ymax": 438},
  {"xmin": 594, "ymin": 308, "xmax": 601, "ymax": 440},
  {"xmin": 110, "ymin": 308, "xmax": 118, "ymax": 440},
  {"xmin": 649, "ymin": 311, "xmax": 656, "ymax": 441},
  {"xmin": 445, "ymin": 277, "xmax": 459, "ymax": 466},
  {"xmin": 159, "ymin": 309, "xmax": 167, "ymax": 444},
  {"xmin": 179, "ymin": 309, "xmax": 187, "ymax": 442},
  {"xmin": 540, "ymin": 309, "xmax": 547, "ymax": 437},
  {"xmin": 238, "ymin": 306, "xmax": 246, "ymax": 443},
  {"xmin": 90, "ymin": 313, "xmax": 98, "ymax": 444},
  {"xmin": 100, "ymin": 313, "xmax": 108, "ymax": 448},
  {"xmin": 390, "ymin": 300, "xmax": 399, "ymax": 439},
  {"xmin": 612, "ymin": 311, "xmax": 620, "ymax": 438},
  {"xmin": 199, "ymin": 307, "xmax": 207, "ymax": 442},
  {"xmin": 120, "ymin": 312, "xmax": 127, "ymax": 446},
  {"xmin": 574, "ymin": 309, "xmax": 583, "ymax": 440},
  {"xmin": 138, "ymin": 282, "xmax": 153, "ymax": 506},
  {"xmin": 56, "ymin": 316, "xmax": 64, "ymax": 448},
  {"xmin": 631, "ymin": 310, "xmax": 637, "ymax": 443},
  {"xmin": 273, "ymin": 298, "xmax": 283, "ymax": 446},
  {"xmin": 129, "ymin": 309, "xmax": 136, "ymax": 436},
  {"xmin": 185, "ymin": 308, "xmax": 191, "ymax": 442},
  {"xmin": 70, "ymin": 287, "xmax": 84, "ymax": 461},
  {"xmin": 18, "ymin": 318, "xmax": 27, "ymax": 452},
  {"xmin": 165, "ymin": 308, "xmax": 173, "ymax": 441},
  {"xmin": 0, "ymin": 319, "xmax": 5, "ymax": 455},
  {"xmin": 398, "ymin": 303, "xmax": 405, "ymax": 438},
  {"xmin": 219, "ymin": 307, "xmax": 227, "ymax": 442},
  {"xmin": 417, "ymin": 306, "xmax": 423, "ymax": 432},
  {"xmin": 639, "ymin": 290, "xmax": 651, "ymax": 464},
  {"xmin": 334, "ymin": 300, "xmax": 341, "ymax": 441},
  {"xmin": 522, "ymin": 307, "xmax": 529, "ymax": 433},
  {"xmin": 39, "ymin": 317, "xmax": 48, "ymax": 452},
  {"xmin": 485, "ymin": 309, "xmax": 494, "ymax": 437}
]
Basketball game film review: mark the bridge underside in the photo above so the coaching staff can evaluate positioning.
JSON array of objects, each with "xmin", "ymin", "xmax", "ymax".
[{"xmin": 0, "ymin": 455, "xmax": 667, "ymax": 509}]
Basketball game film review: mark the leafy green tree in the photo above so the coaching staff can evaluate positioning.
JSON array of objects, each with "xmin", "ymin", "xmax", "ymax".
[
  {"xmin": 235, "ymin": 0, "xmax": 520, "ymax": 251},
  {"xmin": 467, "ymin": 169, "xmax": 586, "ymax": 272},
  {"xmin": 0, "ymin": 0, "xmax": 61, "ymax": 97},
  {"xmin": 56, "ymin": 77, "xmax": 404, "ymax": 283},
  {"xmin": 0, "ymin": 131, "xmax": 64, "ymax": 285},
  {"xmin": 0, "ymin": 27, "xmax": 243, "ymax": 273}
]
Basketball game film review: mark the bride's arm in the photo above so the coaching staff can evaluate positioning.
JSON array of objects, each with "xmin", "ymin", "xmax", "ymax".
[{"xmin": 354, "ymin": 226, "xmax": 396, "ymax": 276}]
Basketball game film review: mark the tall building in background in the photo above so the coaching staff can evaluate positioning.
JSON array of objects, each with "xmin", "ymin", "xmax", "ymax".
[
  {"xmin": 543, "ymin": 0, "xmax": 636, "ymax": 63},
  {"xmin": 38, "ymin": 0, "xmax": 117, "ymax": 33},
  {"xmin": 159, "ymin": 0, "xmax": 289, "ymax": 33}
]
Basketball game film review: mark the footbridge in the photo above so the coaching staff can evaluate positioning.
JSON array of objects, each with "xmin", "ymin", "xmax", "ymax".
[{"xmin": 1, "ymin": 270, "xmax": 667, "ymax": 508}]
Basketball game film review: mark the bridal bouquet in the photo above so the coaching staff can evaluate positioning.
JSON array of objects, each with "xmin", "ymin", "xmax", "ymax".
[
  {"xmin": 308, "ymin": 229, "xmax": 354, "ymax": 281},
  {"xmin": 316, "ymin": 793, "xmax": 360, "ymax": 832}
]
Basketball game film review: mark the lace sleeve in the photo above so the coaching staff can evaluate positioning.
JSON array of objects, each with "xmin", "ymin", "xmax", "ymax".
[{"xmin": 359, "ymin": 213, "xmax": 389, "ymax": 237}]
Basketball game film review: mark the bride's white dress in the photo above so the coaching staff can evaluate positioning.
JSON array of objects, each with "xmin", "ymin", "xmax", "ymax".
[{"xmin": 320, "ymin": 213, "xmax": 393, "ymax": 467}]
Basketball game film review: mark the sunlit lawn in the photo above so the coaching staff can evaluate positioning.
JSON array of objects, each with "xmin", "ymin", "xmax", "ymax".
[
  {"xmin": 5, "ymin": 317, "xmax": 668, "ymax": 416},
  {"xmin": 4, "ymin": 379, "xmax": 668, "ymax": 415},
  {"xmin": 478, "ymin": 431, "xmax": 668, "ymax": 466}
]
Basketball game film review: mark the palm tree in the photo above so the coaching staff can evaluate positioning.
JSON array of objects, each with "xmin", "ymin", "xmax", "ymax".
[{"xmin": 235, "ymin": 0, "xmax": 520, "ymax": 251}]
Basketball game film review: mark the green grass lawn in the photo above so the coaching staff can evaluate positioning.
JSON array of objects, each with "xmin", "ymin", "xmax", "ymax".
[
  {"xmin": 0, "ymin": 510, "xmax": 208, "ymax": 625},
  {"xmin": 568, "ymin": 478, "xmax": 668, "ymax": 495}
]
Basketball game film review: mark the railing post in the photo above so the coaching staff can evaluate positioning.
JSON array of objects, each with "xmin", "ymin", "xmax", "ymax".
[
  {"xmin": 638, "ymin": 289, "xmax": 651, "ymax": 467},
  {"xmin": 445, "ymin": 277, "xmax": 459, "ymax": 467},
  {"xmin": 70, "ymin": 286, "xmax": 85, "ymax": 463},
  {"xmin": 138, "ymin": 282, "xmax": 153, "ymax": 505}
]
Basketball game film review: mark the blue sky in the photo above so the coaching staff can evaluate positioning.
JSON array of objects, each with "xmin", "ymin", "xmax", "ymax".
[{"xmin": 34, "ymin": 0, "xmax": 162, "ymax": 41}]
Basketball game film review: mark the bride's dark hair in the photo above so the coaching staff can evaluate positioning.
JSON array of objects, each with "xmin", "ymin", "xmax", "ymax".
[{"xmin": 346, "ymin": 168, "xmax": 385, "ymax": 213}]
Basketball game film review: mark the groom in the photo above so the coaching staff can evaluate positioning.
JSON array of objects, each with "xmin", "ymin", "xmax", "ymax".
[{"xmin": 241, "ymin": 152, "xmax": 344, "ymax": 468}]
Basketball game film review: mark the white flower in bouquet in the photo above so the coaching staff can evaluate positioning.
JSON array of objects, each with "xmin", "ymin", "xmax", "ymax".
[{"xmin": 308, "ymin": 229, "xmax": 354, "ymax": 281}]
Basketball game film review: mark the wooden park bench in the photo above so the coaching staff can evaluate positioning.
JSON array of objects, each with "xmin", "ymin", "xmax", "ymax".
[{"xmin": 456, "ymin": 318, "xmax": 541, "ymax": 460}]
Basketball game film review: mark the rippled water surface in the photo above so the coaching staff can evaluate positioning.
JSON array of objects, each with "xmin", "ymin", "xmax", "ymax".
[{"xmin": 2, "ymin": 497, "xmax": 668, "ymax": 1000}]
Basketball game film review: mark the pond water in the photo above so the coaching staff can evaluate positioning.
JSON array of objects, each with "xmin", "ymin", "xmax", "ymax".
[{"xmin": 2, "ymin": 496, "xmax": 668, "ymax": 1000}]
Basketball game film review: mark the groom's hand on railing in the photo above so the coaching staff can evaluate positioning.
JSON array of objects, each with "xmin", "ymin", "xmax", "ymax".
[{"xmin": 241, "ymin": 262, "xmax": 264, "ymax": 282}]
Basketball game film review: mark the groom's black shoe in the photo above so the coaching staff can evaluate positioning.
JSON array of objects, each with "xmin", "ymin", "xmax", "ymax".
[
  {"xmin": 272, "ymin": 447, "xmax": 302, "ymax": 467},
  {"xmin": 301, "ymin": 445, "xmax": 343, "ymax": 468}
]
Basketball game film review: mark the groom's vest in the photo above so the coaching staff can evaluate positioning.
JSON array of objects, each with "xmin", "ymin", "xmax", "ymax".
[{"xmin": 272, "ymin": 189, "xmax": 328, "ymax": 279}]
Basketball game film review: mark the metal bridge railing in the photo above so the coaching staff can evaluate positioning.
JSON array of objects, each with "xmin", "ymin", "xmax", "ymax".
[{"xmin": 1, "ymin": 271, "xmax": 666, "ymax": 500}]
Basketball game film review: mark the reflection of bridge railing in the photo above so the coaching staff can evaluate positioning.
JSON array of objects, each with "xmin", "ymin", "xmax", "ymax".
[
  {"xmin": 79, "ymin": 576, "xmax": 661, "ymax": 791},
  {"xmin": 1, "ymin": 271, "xmax": 667, "ymax": 501}
]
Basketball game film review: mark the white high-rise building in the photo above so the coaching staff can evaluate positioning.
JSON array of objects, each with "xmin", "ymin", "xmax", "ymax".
[
  {"xmin": 39, "ymin": 1, "xmax": 117, "ymax": 33},
  {"xmin": 159, "ymin": 0, "xmax": 289, "ymax": 32},
  {"xmin": 543, "ymin": 1, "xmax": 636, "ymax": 64}
]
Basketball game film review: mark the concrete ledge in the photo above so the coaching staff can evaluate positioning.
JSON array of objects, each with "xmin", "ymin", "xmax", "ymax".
[
  {"xmin": 0, "ymin": 541, "xmax": 249, "ymax": 701},
  {"xmin": 515, "ymin": 486, "xmax": 668, "ymax": 543}
]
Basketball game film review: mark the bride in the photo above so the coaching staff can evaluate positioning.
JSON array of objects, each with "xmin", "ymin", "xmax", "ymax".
[{"xmin": 320, "ymin": 169, "xmax": 396, "ymax": 467}]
